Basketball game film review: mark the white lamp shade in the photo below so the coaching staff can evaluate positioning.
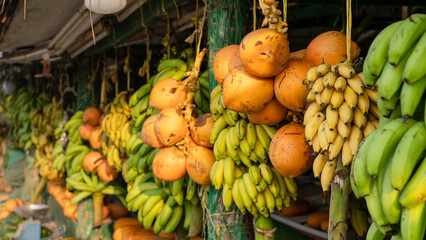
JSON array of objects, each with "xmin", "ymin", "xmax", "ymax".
[{"xmin": 84, "ymin": 0, "xmax": 127, "ymax": 14}]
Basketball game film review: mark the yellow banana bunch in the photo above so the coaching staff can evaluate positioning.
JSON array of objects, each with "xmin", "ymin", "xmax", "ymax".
[
  {"xmin": 303, "ymin": 62, "xmax": 379, "ymax": 192},
  {"xmin": 99, "ymin": 91, "xmax": 134, "ymax": 171}
]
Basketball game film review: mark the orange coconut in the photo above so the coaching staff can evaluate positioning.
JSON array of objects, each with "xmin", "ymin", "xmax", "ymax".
[
  {"xmin": 189, "ymin": 113, "xmax": 214, "ymax": 148},
  {"xmin": 248, "ymin": 97, "xmax": 289, "ymax": 125},
  {"xmin": 269, "ymin": 123, "xmax": 313, "ymax": 178},
  {"xmin": 223, "ymin": 67, "xmax": 274, "ymax": 114},
  {"xmin": 97, "ymin": 160, "xmax": 119, "ymax": 182},
  {"xmin": 152, "ymin": 146, "xmax": 186, "ymax": 182},
  {"xmin": 274, "ymin": 58, "xmax": 315, "ymax": 112},
  {"xmin": 141, "ymin": 114, "xmax": 165, "ymax": 148},
  {"xmin": 155, "ymin": 107, "xmax": 188, "ymax": 146},
  {"xmin": 185, "ymin": 146, "xmax": 216, "ymax": 185},
  {"xmin": 239, "ymin": 28, "xmax": 290, "ymax": 77},
  {"xmin": 83, "ymin": 107, "xmax": 102, "ymax": 126},
  {"xmin": 213, "ymin": 45, "xmax": 240, "ymax": 85},
  {"xmin": 82, "ymin": 151, "xmax": 103, "ymax": 173},
  {"xmin": 305, "ymin": 31, "xmax": 360, "ymax": 66},
  {"xmin": 149, "ymin": 78, "xmax": 187, "ymax": 110},
  {"xmin": 79, "ymin": 123, "xmax": 94, "ymax": 140},
  {"xmin": 89, "ymin": 126, "xmax": 102, "ymax": 149}
]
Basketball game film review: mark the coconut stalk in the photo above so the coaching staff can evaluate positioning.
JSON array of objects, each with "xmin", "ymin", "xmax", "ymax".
[
  {"xmin": 92, "ymin": 192, "xmax": 104, "ymax": 228},
  {"xmin": 31, "ymin": 177, "xmax": 47, "ymax": 204},
  {"xmin": 328, "ymin": 157, "xmax": 350, "ymax": 239}
]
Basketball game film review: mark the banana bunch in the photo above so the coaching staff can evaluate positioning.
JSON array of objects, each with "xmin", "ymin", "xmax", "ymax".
[
  {"xmin": 209, "ymin": 85, "xmax": 295, "ymax": 217},
  {"xmin": 60, "ymin": 112, "xmax": 91, "ymax": 175},
  {"xmin": 351, "ymin": 119, "xmax": 426, "ymax": 240},
  {"xmin": 34, "ymin": 147, "xmax": 64, "ymax": 181},
  {"xmin": 363, "ymin": 14, "xmax": 426, "ymax": 125},
  {"xmin": 124, "ymin": 170, "xmax": 200, "ymax": 234},
  {"xmin": 29, "ymin": 97, "xmax": 64, "ymax": 149},
  {"xmin": 67, "ymin": 170, "xmax": 126, "ymax": 204},
  {"xmin": 150, "ymin": 58, "xmax": 188, "ymax": 86},
  {"xmin": 100, "ymin": 91, "xmax": 134, "ymax": 171},
  {"xmin": 303, "ymin": 61, "xmax": 379, "ymax": 191},
  {"xmin": 193, "ymin": 70, "xmax": 211, "ymax": 116},
  {"xmin": 124, "ymin": 144, "xmax": 158, "ymax": 177},
  {"xmin": 211, "ymin": 161, "xmax": 297, "ymax": 217},
  {"xmin": 210, "ymin": 85, "xmax": 277, "ymax": 165}
]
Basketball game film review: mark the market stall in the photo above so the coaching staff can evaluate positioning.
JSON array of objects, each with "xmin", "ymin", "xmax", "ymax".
[{"xmin": 0, "ymin": 0, "xmax": 425, "ymax": 239}]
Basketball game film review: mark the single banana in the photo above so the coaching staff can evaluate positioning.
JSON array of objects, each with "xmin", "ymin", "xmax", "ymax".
[
  {"xmin": 334, "ymin": 76, "xmax": 347, "ymax": 92},
  {"xmin": 313, "ymin": 151, "xmax": 328, "ymax": 178},
  {"xmin": 259, "ymin": 163, "xmax": 274, "ymax": 185},
  {"xmin": 312, "ymin": 78, "xmax": 325, "ymax": 95},
  {"xmin": 246, "ymin": 122, "xmax": 257, "ymax": 150},
  {"xmin": 318, "ymin": 120, "xmax": 329, "ymax": 151},
  {"xmin": 348, "ymin": 125, "xmax": 363, "ymax": 154},
  {"xmin": 357, "ymin": 93, "xmax": 370, "ymax": 116},
  {"xmin": 338, "ymin": 102, "xmax": 354, "ymax": 126},
  {"xmin": 400, "ymin": 76, "xmax": 426, "ymax": 118},
  {"xmin": 365, "ymin": 223, "xmax": 386, "ymax": 240},
  {"xmin": 338, "ymin": 62, "xmax": 356, "ymax": 79},
  {"xmin": 341, "ymin": 140, "xmax": 353, "ymax": 167},
  {"xmin": 400, "ymin": 201, "xmax": 426, "ymax": 240},
  {"xmin": 223, "ymin": 157, "xmax": 235, "ymax": 186},
  {"xmin": 353, "ymin": 107, "xmax": 367, "ymax": 129},
  {"xmin": 344, "ymin": 85, "xmax": 358, "ymax": 110},
  {"xmin": 320, "ymin": 158, "xmax": 337, "ymax": 191},
  {"xmin": 347, "ymin": 75, "xmax": 365, "ymax": 96},
  {"xmin": 388, "ymin": 13, "xmax": 426, "ymax": 66},
  {"xmin": 248, "ymin": 165, "xmax": 261, "ymax": 186},
  {"xmin": 402, "ymin": 31, "xmax": 426, "ymax": 84},
  {"xmin": 399, "ymin": 155, "xmax": 426, "ymax": 209},
  {"xmin": 238, "ymin": 177, "xmax": 254, "ymax": 211},
  {"xmin": 391, "ymin": 121, "xmax": 426, "ymax": 191},
  {"xmin": 366, "ymin": 118, "xmax": 416, "ymax": 176},
  {"xmin": 381, "ymin": 158, "xmax": 402, "ymax": 224},
  {"xmin": 306, "ymin": 66, "xmax": 319, "ymax": 83},
  {"xmin": 222, "ymin": 185, "xmax": 233, "ymax": 211},
  {"xmin": 303, "ymin": 102, "xmax": 325, "ymax": 125},
  {"xmin": 337, "ymin": 118, "xmax": 351, "ymax": 140},
  {"xmin": 328, "ymin": 134, "xmax": 344, "ymax": 160},
  {"xmin": 305, "ymin": 112, "xmax": 325, "ymax": 142},
  {"xmin": 322, "ymin": 71, "xmax": 337, "ymax": 89},
  {"xmin": 364, "ymin": 178, "xmax": 391, "ymax": 229},
  {"xmin": 330, "ymin": 90, "xmax": 344, "ymax": 110},
  {"xmin": 232, "ymin": 178, "xmax": 246, "ymax": 214},
  {"xmin": 326, "ymin": 105, "xmax": 339, "ymax": 131},
  {"xmin": 320, "ymin": 87, "xmax": 334, "ymax": 107}
]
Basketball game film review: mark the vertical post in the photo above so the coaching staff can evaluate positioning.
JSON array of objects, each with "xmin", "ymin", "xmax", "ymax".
[
  {"xmin": 328, "ymin": 158, "xmax": 350, "ymax": 240},
  {"xmin": 207, "ymin": 0, "xmax": 251, "ymax": 239}
]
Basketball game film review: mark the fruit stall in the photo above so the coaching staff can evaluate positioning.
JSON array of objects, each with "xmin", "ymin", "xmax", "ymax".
[{"xmin": 0, "ymin": 0, "xmax": 424, "ymax": 239}]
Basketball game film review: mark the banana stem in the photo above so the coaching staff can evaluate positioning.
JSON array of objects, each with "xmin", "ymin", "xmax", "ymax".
[
  {"xmin": 254, "ymin": 215, "xmax": 276, "ymax": 240},
  {"xmin": 31, "ymin": 177, "xmax": 47, "ymax": 204},
  {"xmin": 328, "ymin": 157, "xmax": 350, "ymax": 239},
  {"xmin": 92, "ymin": 192, "xmax": 104, "ymax": 228}
]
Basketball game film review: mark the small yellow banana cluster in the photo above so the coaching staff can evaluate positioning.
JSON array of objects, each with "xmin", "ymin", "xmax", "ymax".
[
  {"xmin": 211, "ymin": 160, "xmax": 297, "ymax": 217},
  {"xmin": 100, "ymin": 91, "xmax": 134, "ymax": 171},
  {"xmin": 303, "ymin": 62, "xmax": 379, "ymax": 192},
  {"xmin": 35, "ymin": 147, "xmax": 64, "ymax": 181}
]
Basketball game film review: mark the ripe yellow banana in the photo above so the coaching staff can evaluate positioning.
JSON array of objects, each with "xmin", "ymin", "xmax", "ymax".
[
  {"xmin": 347, "ymin": 75, "xmax": 365, "ymax": 95},
  {"xmin": 321, "ymin": 158, "xmax": 338, "ymax": 191},
  {"xmin": 306, "ymin": 66, "xmax": 319, "ymax": 83},
  {"xmin": 365, "ymin": 88, "xmax": 378, "ymax": 102},
  {"xmin": 348, "ymin": 125, "xmax": 363, "ymax": 154},
  {"xmin": 323, "ymin": 71, "xmax": 338, "ymax": 88},
  {"xmin": 318, "ymin": 121, "xmax": 329, "ymax": 151},
  {"xmin": 337, "ymin": 62, "xmax": 356, "ymax": 78},
  {"xmin": 317, "ymin": 63, "xmax": 331, "ymax": 77},
  {"xmin": 303, "ymin": 102, "xmax": 325, "ymax": 125},
  {"xmin": 334, "ymin": 76, "xmax": 347, "ymax": 92},
  {"xmin": 311, "ymin": 134, "xmax": 321, "ymax": 154},
  {"xmin": 306, "ymin": 90, "xmax": 316, "ymax": 103},
  {"xmin": 344, "ymin": 85, "xmax": 358, "ymax": 110},
  {"xmin": 342, "ymin": 140, "xmax": 353, "ymax": 166},
  {"xmin": 326, "ymin": 105, "xmax": 339, "ymax": 131},
  {"xmin": 337, "ymin": 118, "xmax": 351, "ymax": 140},
  {"xmin": 363, "ymin": 122, "xmax": 376, "ymax": 137},
  {"xmin": 330, "ymin": 90, "xmax": 344, "ymax": 110},
  {"xmin": 357, "ymin": 93, "xmax": 370, "ymax": 116},
  {"xmin": 325, "ymin": 121, "xmax": 337, "ymax": 144},
  {"xmin": 320, "ymin": 87, "xmax": 334, "ymax": 106},
  {"xmin": 312, "ymin": 78, "xmax": 325, "ymax": 95},
  {"xmin": 353, "ymin": 107, "xmax": 367, "ymax": 129},
  {"xmin": 313, "ymin": 151, "xmax": 328, "ymax": 178},
  {"xmin": 305, "ymin": 112, "xmax": 325, "ymax": 142},
  {"xmin": 328, "ymin": 134, "xmax": 344, "ymax": 159},
  {"xmin": 339, "ymin": 102, "xmax": 354, "ymax": 125}
]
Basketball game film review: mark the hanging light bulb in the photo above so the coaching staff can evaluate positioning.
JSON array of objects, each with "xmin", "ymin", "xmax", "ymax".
[{"xmin": 84, "ymin": 0, "xmax": 127, "ymax": 14}]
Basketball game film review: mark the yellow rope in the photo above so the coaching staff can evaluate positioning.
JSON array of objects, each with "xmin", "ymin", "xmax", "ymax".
[
  {"xmin": 253, "ymin": 0, "xmax": 257, "ymax": 31},
  {"xmin": 283, "ymin": 0, "xmax": 287, "ymax": 23},
  {"xmin": 346, "ymin": 0, "xmax": 352, "ymax": 62}
]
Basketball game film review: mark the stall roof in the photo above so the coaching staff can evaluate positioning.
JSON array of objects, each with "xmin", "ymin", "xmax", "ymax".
[{"xmin": 0, "ymin": 0, "xmax": 82, "ymax": 52}]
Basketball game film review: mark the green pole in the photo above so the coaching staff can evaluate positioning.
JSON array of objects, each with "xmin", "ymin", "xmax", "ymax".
[{"xmin": 207, "ymin": 0, "xmax": 251, "ymax": 239}]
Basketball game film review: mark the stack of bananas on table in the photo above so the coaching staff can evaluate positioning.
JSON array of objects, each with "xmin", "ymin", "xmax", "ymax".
[
  {"xmin": 350, "ymin": 14, "xmax": 426, "ymax": 240},
  {"xmin": 2, "ymin": 89, "xmax": 49, "ymax": 149},
  {"xmin": 209, "ymin": 85, "xmax": 297, "ymax": 217},
  {"xmin": 363, "ymin": 13, "xmax": 426, "ymax": 125},
  {"xmin": 66, "ymin": 170, "xmax": 126, "ymax": 205},
  {"xmin": 124, "ymin": 168, "xmax": 201, "ymax": 234},
  {"xmin": 100, "ymin": 91, "xmax": 133, "ymax": 171},
  {"xmin": 303, "ymin": 61, "xmax": 379, "ymax": 192}
]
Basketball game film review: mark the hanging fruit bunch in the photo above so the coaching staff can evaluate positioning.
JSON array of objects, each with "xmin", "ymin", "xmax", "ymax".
[
  {"xmin": 351, "ymin": 13, "xmax": 426, "ymax": 240},
  {"xmin": 208, "ymin": 1, "xmax": 311, "ymax": 223},
  {"xmin": 31, "ymin": 97, "xmax": 65, "ymax": 181},
  {"xmin": 2, "ymin": 88, "xmax": 40, "ymax": 150},
  {"xmin": 99, "ymin": 91, "xmax": 134, "ymax": 172},
  {"xmin": 122, "ymin": 49, "xmax": 210, "ymax": 236}
]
